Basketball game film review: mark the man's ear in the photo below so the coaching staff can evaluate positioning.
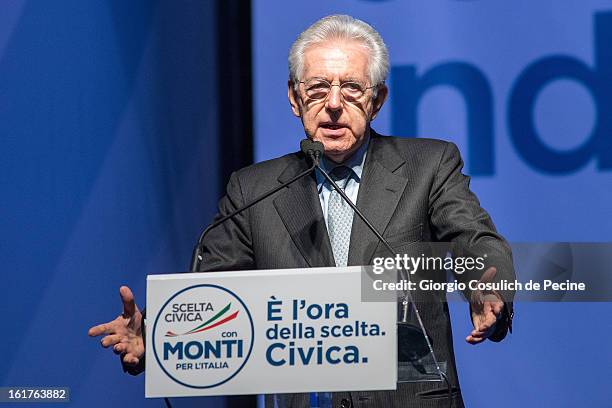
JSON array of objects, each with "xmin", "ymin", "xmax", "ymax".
[
  {"xmin": 370, "ymin": 84, "xmax": 388, "ymax": 120},
  {"xmin": 288, "ymin": 80, "xmax": 302, "ymax": 117}
]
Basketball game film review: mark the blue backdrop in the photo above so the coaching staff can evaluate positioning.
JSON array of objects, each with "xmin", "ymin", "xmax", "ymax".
[
  {"xmin": 253, "ymin": 1, "xmax": 612, "ymax": 407},
  {"xmin": 2, "ymin": 1, "xmax": 611, "ymax": 407},
  {"xmin": 0, "ymin": 1, "xmax": 224, "ymax": 407}
]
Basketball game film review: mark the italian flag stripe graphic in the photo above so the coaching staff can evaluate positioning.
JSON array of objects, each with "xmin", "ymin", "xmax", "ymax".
[{"xmin": 165, "ymin": 302, "xmax": 238, "ymax": 337}]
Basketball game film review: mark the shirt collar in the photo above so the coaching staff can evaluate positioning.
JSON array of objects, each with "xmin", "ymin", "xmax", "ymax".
[{"xmin": 316, "ymin": 136, "xmax": 369, "ymax": 191}]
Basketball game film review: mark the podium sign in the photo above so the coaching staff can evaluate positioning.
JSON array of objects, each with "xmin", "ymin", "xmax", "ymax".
[{"xmin": 145, "ymin": 266, "xmax": 397, "ymax": 398}]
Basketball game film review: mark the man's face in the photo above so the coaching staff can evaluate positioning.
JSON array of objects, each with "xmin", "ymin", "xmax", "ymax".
[{"xmin": 288, "ymin": 40, "xmax": 388, "ymax": 163}]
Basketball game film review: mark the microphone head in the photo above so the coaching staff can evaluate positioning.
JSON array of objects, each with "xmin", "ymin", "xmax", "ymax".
[
  {"xmin": 310, "ymin": 141, "xmax": 324, "ymax": 158},
  {"xmin": 299, "ymin": 138, "xmax": 311, "ymax": 154},
  {"xmin": 300, "ymin": 139, "xmax": 325, "ymax": 159}
]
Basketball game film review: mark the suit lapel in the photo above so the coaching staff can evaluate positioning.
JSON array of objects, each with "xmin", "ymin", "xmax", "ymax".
[
  {"xmin": 273, "ymin": 155, "xmax": 335, "ymax": 267},
  {"xmin": 347, "ymin": 134, "xmax": 409, "ymax": 265}
]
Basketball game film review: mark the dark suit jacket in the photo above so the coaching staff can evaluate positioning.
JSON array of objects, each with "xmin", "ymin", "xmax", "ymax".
[{"xmin": 199, "ymin": 131, "xmax": 515, "ymax": 408}]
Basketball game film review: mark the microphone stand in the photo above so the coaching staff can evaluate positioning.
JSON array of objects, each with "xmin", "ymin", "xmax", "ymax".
[
  {"xmin": 310, "ymin": 149, "xmax": 453, "ymax": 407},
  {"xmin": 189, "ymin": 162, "xmax": 316, "ymax": 273}
]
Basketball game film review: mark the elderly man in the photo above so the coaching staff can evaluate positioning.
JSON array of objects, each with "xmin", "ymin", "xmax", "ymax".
[{"xmin": 90, "ymin": 15, "xmax": 513, "ymax": 408}]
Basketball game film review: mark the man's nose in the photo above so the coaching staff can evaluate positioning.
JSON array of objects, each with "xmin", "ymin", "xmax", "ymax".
[{"xmin": 325, "ymin": 86, "xmax": 342, "ymax": 111}]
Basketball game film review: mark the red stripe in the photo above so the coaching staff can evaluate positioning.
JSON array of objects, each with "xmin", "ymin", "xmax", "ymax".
[{"xmin": 188, "ymin": 310, "xmax": 239, "ymax": 335}]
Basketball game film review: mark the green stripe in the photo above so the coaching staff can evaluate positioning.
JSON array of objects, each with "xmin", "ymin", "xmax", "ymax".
[{"xmin": 186, "ymin": 303, "xmax": 231, "ymax": 333}]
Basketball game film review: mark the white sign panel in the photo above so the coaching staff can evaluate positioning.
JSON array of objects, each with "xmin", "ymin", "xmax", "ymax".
[{"xmin": 145, "ymin": 266, "xmax": 397, "ymax": 398}]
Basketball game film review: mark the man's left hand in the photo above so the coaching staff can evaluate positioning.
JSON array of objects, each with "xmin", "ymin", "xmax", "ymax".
[{"xmin": 466, "ymin": 267, "xmax": 504, "ymax": 345}]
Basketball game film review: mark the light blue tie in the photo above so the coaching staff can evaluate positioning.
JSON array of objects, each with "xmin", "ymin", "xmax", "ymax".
[{"xmin": 327, "ymin": 166, "xmax": 354, "ymax": 267}]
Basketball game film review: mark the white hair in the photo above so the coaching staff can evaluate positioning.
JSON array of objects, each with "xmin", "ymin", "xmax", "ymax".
[{"xmin": 288, "ymin": 15, "xmax": 389, "ymax": 89}]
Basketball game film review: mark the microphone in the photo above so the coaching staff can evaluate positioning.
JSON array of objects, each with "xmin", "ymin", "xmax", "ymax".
[
  {"xmin": 300, "ymin": 138, "xmax": 324, "ymax": 166},
  {"xmin": 306, "ymin": 140, "xmax": 451, "ymax": 398},
  {"xmin": 189, "ymin": 139, "xmax": 319, "ymax": 272}
]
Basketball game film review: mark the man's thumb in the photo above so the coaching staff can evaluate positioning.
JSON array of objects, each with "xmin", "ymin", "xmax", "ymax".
[
  {"xmin": 479, "ymin": 266, "xmax": 497, "ymax": 283},
  {"xmin": 120, "ymin": 286, "xmax": 136, "ymax": 316},
  {"xmin": 471, "ymin": 267, "xmax": 498, "ymax": 306}
]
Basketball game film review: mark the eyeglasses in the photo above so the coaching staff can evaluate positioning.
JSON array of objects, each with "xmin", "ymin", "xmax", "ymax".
[{"xmin": 298, "ymin": 78, "xmax": 377, "ymax": 102}]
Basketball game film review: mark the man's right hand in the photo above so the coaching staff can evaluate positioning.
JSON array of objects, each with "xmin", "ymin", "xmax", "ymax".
[{"xmin": 88, "ymin": 286, "xmax": 145, "ymax": 368}]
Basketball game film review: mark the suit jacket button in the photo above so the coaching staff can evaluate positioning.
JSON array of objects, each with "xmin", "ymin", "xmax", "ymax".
[{"xmin": 340, "ymin": 398, "xmax": 352, "ymax": 408}]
